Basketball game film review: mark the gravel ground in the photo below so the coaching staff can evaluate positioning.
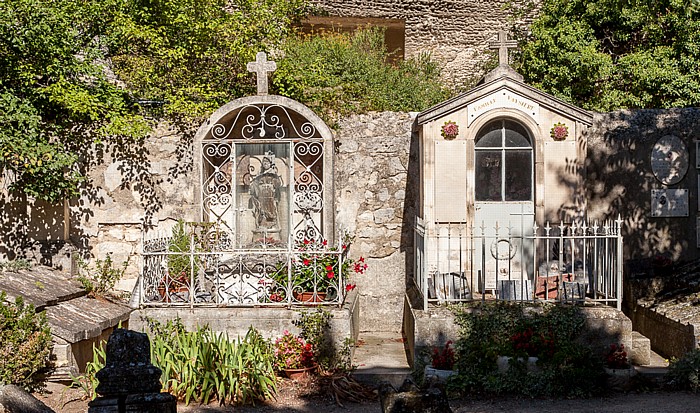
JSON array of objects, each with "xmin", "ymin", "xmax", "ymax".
[{"xmin": 33, "ymin": 379, "xmax": 700, "ymax": 413}]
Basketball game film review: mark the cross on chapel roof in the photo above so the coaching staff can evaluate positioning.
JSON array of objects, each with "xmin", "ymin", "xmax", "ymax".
[
  {"xmin": 247, "ymin": 51, "xmax": 277, "ymax": 95},
  {"xmin": 489, "ymin": 30, "xmax": 518, "ymax": 66}
]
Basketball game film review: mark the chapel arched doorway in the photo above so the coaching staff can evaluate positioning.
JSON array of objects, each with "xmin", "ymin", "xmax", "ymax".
[{"xmin": 473, "ymin": 118, "xmax": 535, "ymax": 296}]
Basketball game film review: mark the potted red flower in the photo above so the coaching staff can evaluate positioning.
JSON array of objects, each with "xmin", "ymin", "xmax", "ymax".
[
  {"xmin": 425, "ymin": 341, "xmax": 456, "ymax": 380},
  {"xmin": 273, "ymin": 330, "xmax": 316, "ymax": 380}
]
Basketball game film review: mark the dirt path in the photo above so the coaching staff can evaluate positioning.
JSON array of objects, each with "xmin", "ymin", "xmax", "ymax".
[{"xmin": 36, "ymin": 381, "xmax": 700, "ymax": 413}]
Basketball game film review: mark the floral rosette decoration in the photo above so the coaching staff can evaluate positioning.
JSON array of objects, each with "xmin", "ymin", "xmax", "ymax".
[
  {"xmin": 550, "ymin": 122, "xmax": 569, "ymax": 141},
  {"xmin": 441, "ymin": 120, "xmax": 459, "ymax": 140}
]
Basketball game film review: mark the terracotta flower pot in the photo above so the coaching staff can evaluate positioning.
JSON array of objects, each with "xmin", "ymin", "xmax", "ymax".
[
  {"xmin": 293, "ymin": 292, "xmax": 327, "ymax": 303},
  {"xmin": 284, "ymin": 364, "xmax": 317, "ymax": 380}
]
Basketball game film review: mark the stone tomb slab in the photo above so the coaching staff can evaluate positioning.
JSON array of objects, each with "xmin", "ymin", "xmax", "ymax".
[
  {"xmin": 45, "ymin": 296, "xmax": 131, "ymax": 343},
  {"xmin": 0, "ymin": 266, "xmax": 85, "ymax": 309}
]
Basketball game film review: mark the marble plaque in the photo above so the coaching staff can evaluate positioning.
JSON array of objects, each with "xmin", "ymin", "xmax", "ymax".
[
  {"xmin": 651, "ymin": 135, "xmax": 688, "ymax": 185},
  {"xmin": 434, "ymin": 140, "xmax": 467, "ymax": 222},
  {"xmin": 651, "ymin": 188, "xmax": 688, "ymax": 217}
]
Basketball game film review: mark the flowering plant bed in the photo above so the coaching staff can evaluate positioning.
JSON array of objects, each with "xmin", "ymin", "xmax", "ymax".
[
  {"xmin": 431, "ymin": 341, "xmax": 455, "ymax": 370},
  {"xmin": 606, "ymin": 343, "xmax": 629, "ymax": 369},
  {"xmin": 274, "ymin": 330, "xmax": 315, "ymax": 370},
  {"xmin": 273, "ymin": 237, "xmax": 367, "ymax": 300},
  {"xmin": 507, "ymin": 327, "xmax": 555, "ymax": 359}
]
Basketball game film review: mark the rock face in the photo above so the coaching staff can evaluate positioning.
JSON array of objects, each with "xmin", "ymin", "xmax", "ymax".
[
  {"xmin": 88, "ymin": 328, "xmax": 176, "ymax": 413},
  {"xmin": 378, "ymin": 378, "xmax": 452, "ymax": 413}
]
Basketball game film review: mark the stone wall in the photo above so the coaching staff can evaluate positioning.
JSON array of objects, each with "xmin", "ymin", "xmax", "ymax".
[
  {"xmin": 627, "ymin": 304, "xmax": 696, "ymax": 359},
  {"xmin": 311, "ymin": 0, "xmax": 539, "ymax": 88},
  {"xmin": 70, "ymin": 122, "xmax": 199, "ymax": 290},
  {"xmin": 586, "ymin": 108, "xmax": 700, "ymax": 263},
  {"xmin": 334, "ymin": 111, "xmax": 417, "ymax": 332}
]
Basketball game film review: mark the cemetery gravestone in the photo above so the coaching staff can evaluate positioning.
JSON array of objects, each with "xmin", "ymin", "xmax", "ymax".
[{"xmin": 88, "ymin": 329, "xmax": 176, "ymax": 413}]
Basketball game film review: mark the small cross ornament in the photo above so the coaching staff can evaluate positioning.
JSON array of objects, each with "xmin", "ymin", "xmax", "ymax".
[
  {"xmin": 489, "ymin": 30, "xmax": 518, "ymax": 66},
  {"xmin": 247, "ymin": 51, "xmax": 277, "ymax": 95}
]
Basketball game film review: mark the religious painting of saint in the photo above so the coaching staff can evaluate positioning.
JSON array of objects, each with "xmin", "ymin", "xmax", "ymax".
[{"xmin": 250, "ymin": 152, "xmax": 283, "ymax": 232}]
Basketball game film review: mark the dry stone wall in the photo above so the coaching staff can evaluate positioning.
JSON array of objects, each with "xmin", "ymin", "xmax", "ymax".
[
  {"xmin": 311, "ymin": 0, "xmax": 539, "ymax": 88},
  {"xmin": 335, "ymin": 111, "xmax": 417, "ymax": 332},
  {"xmin": 70, "ymin": 122, "xmax": 199, "ymax": 288}
]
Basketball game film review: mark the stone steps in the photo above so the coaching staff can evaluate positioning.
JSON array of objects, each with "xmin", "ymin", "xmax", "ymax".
[{"xmin": 350, "ymin": 331, "xmax": 412, "ymax": 388}]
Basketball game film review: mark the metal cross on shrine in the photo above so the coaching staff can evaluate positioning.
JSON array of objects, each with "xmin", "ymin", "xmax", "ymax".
[
  {"xmin": 489, "ymin": 30, "xmax": 518, "ymax": 66},
  {"xmin": 247, "ymin": 52, "xmax": 277, "ymax": 95}
]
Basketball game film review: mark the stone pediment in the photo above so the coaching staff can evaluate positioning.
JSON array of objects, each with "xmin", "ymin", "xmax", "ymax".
[{"xmin": 417, "ymin": 74, "xmax": 593, "ymax": 128}]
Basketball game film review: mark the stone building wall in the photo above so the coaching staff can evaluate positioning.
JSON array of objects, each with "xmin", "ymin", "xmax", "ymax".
[
  {"xmin": 311, "ymin": 0, "xmax": 539, "ymax": 88},
  {"xmin": 586, "ymin": 108, "xmax": 700, "ymax": 263}
]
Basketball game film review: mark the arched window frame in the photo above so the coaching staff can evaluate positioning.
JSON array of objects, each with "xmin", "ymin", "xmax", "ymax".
[{"xmin": 474, "ymin": 118, "xmax": 534, "ymax": 202}]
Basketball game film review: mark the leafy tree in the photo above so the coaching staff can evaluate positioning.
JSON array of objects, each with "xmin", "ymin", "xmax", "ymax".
[
  {"xmin": 107, "ymin": 0, "xmax": 309, "ymax": 122},
  {"xmin": 0, "ymin": 0, "xmax": 308, "ymax": 202},
  {"xmin": 0, "ymin": 0, "xmax": 149, "ymax": 202},
  {"xmin": 516, "ymin": 0, "xmax": 700, "ymax": 111}
]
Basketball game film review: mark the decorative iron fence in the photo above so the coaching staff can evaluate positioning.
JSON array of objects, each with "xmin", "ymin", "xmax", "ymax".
[
  {"xmin": 414, "ymin": 216, "xmax": 624, "ymax": 310},
  {"xmin": 139, "ymin": 224, "xmax": 349, "ymax": 307}
]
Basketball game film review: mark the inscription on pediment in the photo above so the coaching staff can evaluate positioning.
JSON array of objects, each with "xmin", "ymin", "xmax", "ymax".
[{"xmin": 468, "ymin": 91, "xmax": 540, "ymax": 125}]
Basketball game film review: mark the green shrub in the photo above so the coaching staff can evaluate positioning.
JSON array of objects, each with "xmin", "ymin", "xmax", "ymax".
[
  {"xmin": 0, "ymin": 259, "xmax": 31, "ymax": 272},
  {"xmin": 72, "ymin": 319, "xmax": 277, "ymax": 405},
  {"xmin": 0, "ymin": 291, "xmax": 52, "ymax": 390},
  {"xmin": 148, "ymin": 318, "xmax": 277, "ymax": 405},
  {"xmin": 78, "ymin": 253, "xmax": 129, "ymax": 297},
  {"xmin": 293, "ymin": 308, "xmax": 353, "ymax": 373},
  {"xmin": 667, "ymin": 348, "xmax": 700, "ymax": 392},
  {"xmin": 449, "ymin": 302, "xmax": 606, "ymax": 398},
  {"xmin": 273, "ymin": 27, "xmax": 450, "ymax": 126}
]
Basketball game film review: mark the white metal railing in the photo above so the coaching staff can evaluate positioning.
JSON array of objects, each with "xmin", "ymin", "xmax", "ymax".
[
  {"xmin": 414, "ymin": 216, "xmax": 624, "ymax": 310},
  {"xmin": 139, "ymin": 225, "xmax": 350, "ymax": 307}
]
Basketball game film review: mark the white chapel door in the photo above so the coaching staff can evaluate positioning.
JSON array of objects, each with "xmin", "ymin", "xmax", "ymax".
[{"xmin": 473, "ymin": 119, "xmax": 534, "ymax": 297}]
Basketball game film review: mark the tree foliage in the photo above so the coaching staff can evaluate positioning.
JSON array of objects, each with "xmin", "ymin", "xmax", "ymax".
[
  {"xmin": 107, "ymin": 0, "xmax": 309, "ymax": 121},
  {"xmin": 517, "ymin": 0, "xmax": 700, "ymax": 111},
  {"xmin": 0, "ymin": 0, "xmax": 149, "ymax": 202},
  {"xmin": 1, "ymin": 0, "xmax": 449, "ymax": 201},
  {"xmin": 0, "ymin": 0, "xmax": 308, "ymax": 201}
]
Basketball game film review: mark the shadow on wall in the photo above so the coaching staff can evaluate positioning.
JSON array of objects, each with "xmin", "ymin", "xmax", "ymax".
[
  {"xmin": 401, "ymin": 120, "xmax": 420, "ymax": 289},
  {"xmin": 2, "ymin": 120, "xmax": 197, "ymax": 265},
  {"xmin": 550, "ymin": 135, "xmax": 588, "ymax": 223},
  {"xmin": 585, "ymin": 108, "xmax": 700, "ymax": 263}
]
